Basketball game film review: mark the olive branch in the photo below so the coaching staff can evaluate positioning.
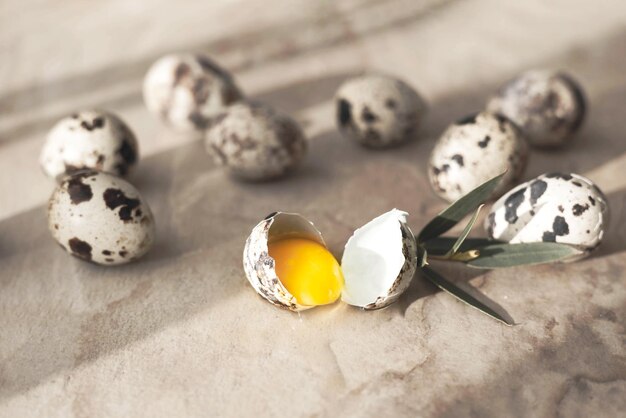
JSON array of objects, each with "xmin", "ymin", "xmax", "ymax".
[{"xmin": 415, "ymin": 173, "xmax": 582, "ymax": 325}]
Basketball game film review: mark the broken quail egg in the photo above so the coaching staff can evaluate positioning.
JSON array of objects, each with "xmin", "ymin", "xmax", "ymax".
[
  {"xmin": 143, "ymin": 53, "xmax": 243, "ymax": 130},
  {"xmin": 335, "ymin": 74, "xmax": 426, "ymax": 148},
  {"xmin": 205, "ymin": 102, "xmax": 307, "ymax": 181},
  {"xmin": 341, "ymin": 209, "xmax": 418, "ymax": 309},
  {"xmin": 48, "ymin": 170, "xmax": 155, "ymax": 265},
  {"xmin": 487, "ymin": 70, "xmax": 586, "ymax": 147},
  {"xmin": 243, "ymin": 209, "xmax": 417, "ymax": 311},
  {"xmin": 428, "ymin": 111, "xmax": 528, "ymax": 202},
  {"xmin": 485, "ymin": 172, "xmax": 609, "ymax": 258},
  {"xmin": 40, "ymin": 110, "xmax": 138, "ymax": 181}
]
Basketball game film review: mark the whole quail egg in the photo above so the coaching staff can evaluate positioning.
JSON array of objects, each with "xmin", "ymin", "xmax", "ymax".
[
  {"xmin": 39, "ymin": 110, "xmax": 138, "ymax": 181},
  {"xmin": 205, "ymin": 102, "xmax": 307, "ymax": 181},
  {"xmin": 143, "ymin": 53, "xmax": 243, "ymax": 130},
  {"xmin": 243, "ymin": 209, "xmax": 417, "ymax": 311},
  {"xmin": 487, "ymin": 70, "xmax": 586, "ymax": 147},
  {"xmin": 48, "ymin": 170, "xmax": 156, "ymax": 265},
  {"xmin": 335, "ymin": 74, "xmax": 426, "ymax": 148},
  {"xmin": 485, "ymin": 172, "xmax": 609, "ymax": 258},
  {"xmin": 428, "ymin": 111, "xmax": 528, "ymax": 202}
]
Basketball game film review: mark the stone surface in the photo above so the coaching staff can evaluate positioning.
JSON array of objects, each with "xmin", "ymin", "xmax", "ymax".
[{"xmin": 0, "ymin": 1, "xmax": 625, "ymax": 417}]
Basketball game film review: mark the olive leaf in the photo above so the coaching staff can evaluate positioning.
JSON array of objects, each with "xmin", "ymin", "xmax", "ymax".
[
  {"xmin": 445, "ymin": 204, "xmax": 483, "ymax": 256},
  {"xmin": 423, "ymin": 237, "xmax": 501, "ymax": 256},
  {"xmin": 420, "ymin": 266, "xmax": 514, "ymax": 326},
  {"xmin": 417, "ymin": 244, "xmax": 428, "ymax": 267},
  {"xmin": 466, "ymin": 242, "xmax": 583, "ymax": 269},
  {"xmin": 417, "ymin": 172, "xmax": 505, "ymax": 243}
]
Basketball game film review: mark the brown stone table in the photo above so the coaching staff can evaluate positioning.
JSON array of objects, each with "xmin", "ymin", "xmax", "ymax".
[{"xmin": 1, "ymin": 1, "xmax": 625, "ymax": 416}]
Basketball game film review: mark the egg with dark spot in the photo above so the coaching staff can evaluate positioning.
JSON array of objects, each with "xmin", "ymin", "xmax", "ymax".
[
  {"xmin": 143, "ymin": 53, "xmax": 243, "ymax": 131},
  {"xmin": 204, "ymin": 102, "xmax": 307, "ymax": 181},
  {"xmin": 334, "ymin": 74, "xmax": 426, "ymax": 148},
  {"xmin": 47, "ymin": 170, "xmax": 155, "ymax": 265},
  {"xmin": 485, "ymin": 172, "xmax": 609, "ymax": 258},
  {"xmin": 40, "ymin": 110, "xmax": 138, "ymax": 181},
  {"xmin": 428, "ymin": 111, "xmax": 528, "ymax": 202},
  {"xmin": 487, "ymin": 70, "xmax": 586, "ymax": 147}
]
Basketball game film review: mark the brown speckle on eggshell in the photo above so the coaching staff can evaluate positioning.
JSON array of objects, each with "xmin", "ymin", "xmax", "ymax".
[
  {"xmin": 48, "ymin": 170, "xmax": 155, "ymax": 265},
  {"xmin": 335, "ymin": 74, "xmax": 426, "ymax": 148},
  {"xmin": 243, "ymin": 212, "xmax": 325, "ymax": 311},
  {"xmin": 428, "ymin": 111, "xmax": 528, "ymax": 202},
  {"xmin": 485, "ymin": 172, "xmax": 609, "ymax": 259},
  {"xmin": 487, "ymin": 70, "xmax": 586, "ymax": 147},
  {"xmin": 205, "ymin": 102, "xmax": 307, "ymax": 181},
  {"xmin": 143, "ymin": 53, "xmax": 243, "ymax": 131},
  {"xmin": 39, "ymin": 110, "xmax": 139, "ymax": 181}
]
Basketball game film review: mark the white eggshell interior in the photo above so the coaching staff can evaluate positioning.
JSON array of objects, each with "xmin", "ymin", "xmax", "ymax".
[
  {"xmin": 268, "ymin": 213, "xmax": 325, "ymax": 246},
  {"xmin": 341, "ymin": 209, "xmax": 407, "ymax": 307}
]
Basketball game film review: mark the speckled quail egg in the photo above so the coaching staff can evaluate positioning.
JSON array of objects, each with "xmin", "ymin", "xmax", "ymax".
[
  {"xmin": 487, "ymin": 70, "xmax": 586, "ymax": 147},
  {"xmin": 485, "ymin": 172, "xmax": 609, "ymax": 258},
  {"xmin": 143, "ymin": 53, "xmax": 243, "ymax": 130},
  {"xmin": 205, "ymin": 102, "xmax": 307, "ymax": 181},
  {"xmin": 48, "ymin": 170, "xmax": 155, "ymax": 265},
  {"xmin": 39, "ymin": 110, "xmax": 138, "ymax": 181},
  {"xmin": 243, "ymin": 209, "xmax": 417, "ymax": 311},
  {"xmin": 335, "ymin": 74, "xmax": 426, "ymax": 148},
  {"xmin": 428, "ymin": 111, "xmax": 528, "ymax": 202}
]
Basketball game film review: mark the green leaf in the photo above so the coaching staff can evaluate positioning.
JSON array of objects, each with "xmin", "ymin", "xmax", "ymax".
[
  {"xmin": 466, "ymin": 242, "xmax": 583, "ymax": 269},
  {"xmin": 445, "ymin": 204, "xmax": 483, "ymax": 256},
  {"xmin": 420, "ymin": 266, "xmax": 514, "ymax": 326},
  {"xmin": 418, "ymin": 172, "xmax": 505, "ymax": 243},
  {"xmin": 423, "ymin": 237, "xmax": 503, "ymax": 256},
  {"xmin": 417, "ymin": 245, "xmax": 428, "ymax": 267}
]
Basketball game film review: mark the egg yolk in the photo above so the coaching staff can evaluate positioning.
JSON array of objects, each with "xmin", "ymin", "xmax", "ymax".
[{"xmin": 268, "ymin": 238, "xmax": 344, "ymax": 306}]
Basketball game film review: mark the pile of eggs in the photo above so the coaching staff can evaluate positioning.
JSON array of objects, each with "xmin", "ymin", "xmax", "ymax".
[
  {"xmin": 40, "ymin": 50, "xmax": 609, "ymax": 315},
  {"xmin": 41, "ymin": 110, "xmax": 155, "ymax": 265},
  {"xmin": 143, "ymin": 53, "xmax": 308, "ymax": 181},
  {"xmin": 427, "ymin": 70, "xmax": 587, "ymax": 203},
  {"xmin": 238, "ymin": 68, "xmax": 604, "ymax": 311}
]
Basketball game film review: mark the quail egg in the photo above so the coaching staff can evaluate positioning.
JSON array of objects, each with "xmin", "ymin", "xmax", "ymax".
[
  {"xmin": 335, "ymin": 74, "xmax": 426, "ymax": 148},
  {"xmin": 205, "ymin": 102, "xmax": 307, "ymax": 181},
  {"xmin": 48, "ymin": 170, "xmax": 156, "ymax": 265},
  {"xmin": 243, "ymin": 209, "xmax": 417, "ymax": 311},
  {"xmin": 143, "ymin": 53, "xmax": 243, "ymax": 130},
  {"xmin": 341, "ymin": 209, "xmax": 418, "ymax": 309},
  {"xmin": 487, "ymin": 70, "xmax": 586, "ymax": 147},
  {"xmin": 428, "ymin": 111, "xmax": 528, "ymax": 202},
  {"xmin": 485, "ymin": 172, "xmax": 609, "ymax": 258},
  {"xmin": 40, "ymin": 110, "xmax": 138, "ymax": 180}
]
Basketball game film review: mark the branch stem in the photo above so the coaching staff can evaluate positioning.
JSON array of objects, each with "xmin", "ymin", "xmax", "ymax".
[{"xmin": 427, "ymin": 250, "xmax": 480, "ymax": 262}]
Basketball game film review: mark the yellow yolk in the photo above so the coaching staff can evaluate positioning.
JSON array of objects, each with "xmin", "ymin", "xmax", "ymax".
[{"xmin": 268, "ymin": 238, "xmax": 344, "ymax": 306}]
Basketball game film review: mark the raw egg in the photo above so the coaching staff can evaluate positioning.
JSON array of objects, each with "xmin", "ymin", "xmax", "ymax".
[{"xmin": 243, "ymin": 210, "xmax": 417, "ymax": 311}]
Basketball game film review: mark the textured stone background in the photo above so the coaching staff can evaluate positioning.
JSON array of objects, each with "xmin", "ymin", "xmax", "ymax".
[{"xmin": 0, "ymin": 1, "xmax": 625, "ymax": 417}]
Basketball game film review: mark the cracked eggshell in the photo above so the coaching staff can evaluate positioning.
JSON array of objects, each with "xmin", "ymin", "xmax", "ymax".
[
  {"xmin": 143, "ymin": 53, "xmax": 243, "ymax": 131},
  {"xmin": 335, "ymin": 74, "xmax": 426, "ymax": 148},
  {"xmin": 205, "ymin": 102, "xmax": 307, "ymax": 181},
  {"xmin": 485, "ymin": 173, "xmax": 609, "ymax": 258},
  {"xmin": 487, "ymin": 70, "xmax": 586, "ymax": 148},
  {"xmin": 428, "ymin": 111, "xmax": 528, "ymax": 202},
  {"xmin": 40, "ymin": 110, "xmax": 138, "ymax": 181},
  {"xmin": 341, "ymin": 209, "xmax": 418, "ymax": 310},
  {"xmin": 48, "ymin": 170, "xmax": 155, "ymax": 265},
  {"xmin": 243, "ymin": 212, "xmax": 326, "ymax": 311}
]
